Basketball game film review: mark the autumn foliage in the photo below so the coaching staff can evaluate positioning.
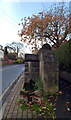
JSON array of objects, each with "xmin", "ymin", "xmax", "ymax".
[{"xmin": 18, "ymin": 2, "xmax": 70, "ymax": 53}]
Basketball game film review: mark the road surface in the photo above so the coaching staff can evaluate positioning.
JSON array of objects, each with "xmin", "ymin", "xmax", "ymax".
[
  {"xmin": 1, "ymin": 64, "xmax": 24, "ymax": 94},
  {"xmin": 0, "ymin": 64, "xmax": 24, "ymax": 108}
]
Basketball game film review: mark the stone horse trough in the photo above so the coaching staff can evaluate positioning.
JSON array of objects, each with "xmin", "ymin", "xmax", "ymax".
[{"xmin": 20, "ymin": 44, "xmax": 59, "ymax": 103}]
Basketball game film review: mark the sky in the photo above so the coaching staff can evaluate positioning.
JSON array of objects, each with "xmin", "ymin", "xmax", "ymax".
[{"xmin": 0, "ymin": 0, "xmax": 70, "ymax": 53}]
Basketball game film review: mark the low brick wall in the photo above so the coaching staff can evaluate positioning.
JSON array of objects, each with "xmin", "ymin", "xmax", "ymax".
[
  {"xmin": 0, "ymin": 60, "xmax": 15, "ymax": 66},
  {"xmin": 8, "ymin": 59, "xmax": 15, "ymax": 64},
  {"xmin": 2, "ymin": 60, "xmax": 8, "ymax": 65},
  {"xmin": 59, "ymin": 71, "xmax": 71, "ymax": 83}
]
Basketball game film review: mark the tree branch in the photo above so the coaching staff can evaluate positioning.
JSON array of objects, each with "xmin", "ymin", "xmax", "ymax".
[{"xmin": 60, "ymin": 27, "xmax": 68, "ymax": 43}]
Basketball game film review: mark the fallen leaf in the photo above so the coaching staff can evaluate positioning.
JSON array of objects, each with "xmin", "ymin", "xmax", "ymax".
[
  {"xmin": 54, "ymin": 108, "xmax": 56, "ymax": 111},
  {"xmin": 20, "ymin": 95, "xmax": 24, "ymax": 97},
  {"xmin": 50, "ymin": 103, "xmax": 52, "ymax": 106},
  {"xmin": 30, "ymin": 108, "xmax": 34, "ymax": 111},
  {"xmin": 35, "ymin": 116, "xmax": 37, "ymax": 118},
  {"xmin": 41, "ymin": 113, "xmax": 45, "ymax": 115},
  {"xmin": 17, "ymin": 102, "xmax": 19, "ymax": 105},
  {"xmin": 29, "ymin": 102, "xmax": 31, "ymax": 104},
  {"xmin": 53, "ymin": 116, "xmax": 55, "ymax": 119},
  {"xmin": 42, "ymin": 107, "xmax": 47, "ymax": 109},
  {"xmin": 52, "ymin": 104, "xmax": 55, "ymax": 107},
  {"xmin": 11, "ymin": 97, "xmax": 14, "ymax": 100},
  {"xmin": 67, "ymin": 108, "xmax": 70, "ymax": 111},
  {"xmin": 58, "ymin": 91, "xmax": 63, "ymax": 94},
  {"xmin": 20, "ymin": 104, "xmax": 22, "ymax": 107},
  {"xmin": 48, "ymin": 99, "xmax": 51, "ymax": 102},
  {"xmin": 39, "ymin": 109, "xmax": 42, "ymax": 111},
  {"xmin": 36, "ymin": 100, "xmax": 40, "ymax": 103},
  {"xmin": 55, "ymin": 98, "xmax": 58, "ymax": 101},
  {"xmin": 47, "ymin": 108, "xmax": 49, "ymax": 111},
  {"xmin": 65, "ymin": 104, "xmax": 68, "ymax": 107},
  {"xmin": 34, "ymin": 96, "xmax": 36, "ymax": 98},
  {"xmin": 30, "ymin": 96, "xmax": 32, "ymax": 97}
]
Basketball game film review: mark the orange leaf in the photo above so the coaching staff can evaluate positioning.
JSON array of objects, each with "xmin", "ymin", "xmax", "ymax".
[
  {"xmin": 41, "ymin": 113, "xmax": 45, "ymax": 115},
  {"xmin": 17, "ymin": 102, "xmax": 19, "ymax": 105},
  {"xmin": 48, "ymin": 99, "xmax": 51, "ymax": 102}
]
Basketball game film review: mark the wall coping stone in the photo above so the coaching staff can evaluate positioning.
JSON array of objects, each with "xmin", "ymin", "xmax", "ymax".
[{"xmin": 25, "ymin": 54, "xmax": 39, "ymax": 62}]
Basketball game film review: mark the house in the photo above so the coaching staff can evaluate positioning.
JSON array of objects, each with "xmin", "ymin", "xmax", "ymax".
[
  {"xmin": 3, "ymin": 53, "xmax": 16, "ymax": 65},
  {"xmin": 0, "ymin": 45, "xmax": 16, "ymax": 65},
  {"xmin": 0, "ymin": 45, "xmax": 4, "ymax": 60}
]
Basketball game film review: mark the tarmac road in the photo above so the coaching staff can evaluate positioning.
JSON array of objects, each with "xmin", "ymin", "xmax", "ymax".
[{"xmin": 0, "ymin": 64, "xmax": 24, "ymax": 108}]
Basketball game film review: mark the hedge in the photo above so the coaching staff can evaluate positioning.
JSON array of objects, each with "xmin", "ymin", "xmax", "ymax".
[{"xmin": 54, "ymin": 39, "xmax": 71, "ymax": 72}]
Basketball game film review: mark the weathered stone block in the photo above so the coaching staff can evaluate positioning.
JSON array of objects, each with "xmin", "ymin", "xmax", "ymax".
[
  {"xmin": 25, "ymin": 62, "xmax": 28, "ymax": 67},
  {"xmin": 23, "ymin": 43, "xmax": 59, "ymax": 96},
  {"xmin": 24, "ymin": 55, "xmax": 39, "ymax": 84},
  {"xmin": 38, "ymin": 44, "xmax": 59, "ymax": 95},
  {"xmin": 25, "ymin": 54, "xmax": 39, "ymax": 62}
]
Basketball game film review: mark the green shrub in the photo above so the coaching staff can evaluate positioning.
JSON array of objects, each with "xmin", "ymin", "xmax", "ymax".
[
  {"xmin": 15, "ymin": 59, "xmax": 23, "ymax": 64},
  {"xmin": 54, "ymin": 39, "xmax": 71, "ymax": 72},
  {"xmin": 34, "ymin": 76, "xmax": 44, "ymax": 96}
]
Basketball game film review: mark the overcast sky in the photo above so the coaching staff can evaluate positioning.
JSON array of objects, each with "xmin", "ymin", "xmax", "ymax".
[{"xmin": 0, "ymin": 0, "xmax": 70, "ymax": 53}]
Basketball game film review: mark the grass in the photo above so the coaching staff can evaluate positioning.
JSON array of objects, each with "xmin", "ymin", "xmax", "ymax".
[{"xmin": 17, "ymin": 94, "xmax": 56, "ymax": 119}]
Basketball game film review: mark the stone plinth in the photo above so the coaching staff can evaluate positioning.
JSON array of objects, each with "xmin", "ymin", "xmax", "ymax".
[{"xmin": 38, "ymin": 44, "xmax": 59, "ymax": 95}]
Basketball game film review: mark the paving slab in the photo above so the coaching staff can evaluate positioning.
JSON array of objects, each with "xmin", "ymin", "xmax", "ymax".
[{"xmin": 2, "ymin": 72, "xmax": 25, "ymax": 119}]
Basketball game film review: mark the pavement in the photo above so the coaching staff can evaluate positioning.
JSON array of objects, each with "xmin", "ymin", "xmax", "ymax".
[
  {"xmin": 55, "ymin": 78, "xmax": 71, "ymax": 119},
  {"xmin": 1, "ymin": 72, "xmax": 33, "ymax": 119},
  {"xmin": 1, "ymin": 72, "xmax": 71, "ymax": 119}
]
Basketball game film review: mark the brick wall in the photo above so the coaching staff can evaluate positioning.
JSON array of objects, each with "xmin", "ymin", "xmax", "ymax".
[
  {"xmin": 0, "ymin": 54, "xmax": 15, "ymax": 65},
  {"xmin": 0, "ymin": 60, "xmax": 15, "ymax": 65}
]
